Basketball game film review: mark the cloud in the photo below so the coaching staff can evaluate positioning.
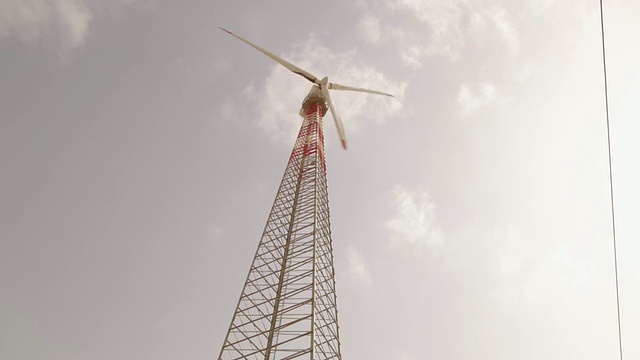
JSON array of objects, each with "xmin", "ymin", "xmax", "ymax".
[
  {"xmin": 217, "ymin": 99, "xmax": 238, "ymax": 121},
  {"xmin": 448, "ymin": 221, "xmax": 610, "ymax": 359},
  {"xmin": 371, "ymin": 0, "xmax": 468, "ymax": 65},
  {"xmin": 399, "ymin": 45, "xmax": 424, "ymax": 70},
  {"xmin": 0, "ymin": 0, "xmax": 154, "ymax": 56},
  {"xmin": 387, "ymin": 0, "xmax": 466, "ymax": 60},
  {"xmin": 54, "ymin": 0, "xmax": 92, "ymax": 51},
  {"xmin": 525, "ymin": 0, "xmax": 560, "ymax": 17},
  {"xmin": 457, "ymin": 82, "xmax": 496, "ymax": 115},
  {"xmin": 346, "ymin": 246, "xmax": 372, "ymax": 285},
  {"xmin": 358, "ymin": 14, "xmax": 381, "ymax": 44},
  {"xmin": 488, "ymin": 7, "xmax": 518, "ymax": 52},
  {"xmin": 385, "ymin": 185, "xmax": 443, "ymax": 254},
  {"xmin": 491, "ymin": 224, "xmax": 597, "ymax": 319},
  {"xmin": 253, "ymin": 36, "xmax": 406, "ymax": 146},
  {"xmin": 469, "ymin": 6, "xmax": 519, "ymax": 53},
  {"xmin": 356, "ymin": 1, "xmax": 521, "ymax": 69},
  {"xmin": 0, "ymin": 0, "xmax": 93, "ymax": 53}
]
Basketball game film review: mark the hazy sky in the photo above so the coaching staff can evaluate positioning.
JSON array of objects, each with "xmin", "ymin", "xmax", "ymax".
[{"xmin": 1, "ymin": 1, "xmax": 639, "ymax": 359}]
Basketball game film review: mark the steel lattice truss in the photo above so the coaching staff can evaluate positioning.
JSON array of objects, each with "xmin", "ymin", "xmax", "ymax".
[{"xmin": 219, "ymin": 102, "xmax": 342, "ymax": 360}]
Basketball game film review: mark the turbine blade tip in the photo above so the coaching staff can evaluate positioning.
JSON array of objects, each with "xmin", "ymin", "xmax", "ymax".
[
  {"xmin": 219, "ymin": 27, "xmax": 232, "ymax": 34},
  {"xmin": 341, "ymin": 139, "xmax": 348, "ymax": 150}
]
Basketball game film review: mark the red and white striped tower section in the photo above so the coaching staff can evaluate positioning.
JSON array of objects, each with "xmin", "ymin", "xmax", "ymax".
[{"xmin": 218, "ymin": 97, "xmax": 342, "ymax": 360}]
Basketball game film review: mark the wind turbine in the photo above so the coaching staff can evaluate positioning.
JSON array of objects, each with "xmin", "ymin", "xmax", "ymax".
[
  {"xmin": 217, "ymin": 28, "xmax": 394, "ymax": 360},
  {"xmin": 219, "ymin": 27, "xmax": 393, "ymax": 149}
]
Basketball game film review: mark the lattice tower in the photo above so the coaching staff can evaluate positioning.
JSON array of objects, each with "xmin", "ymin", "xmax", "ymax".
[{"xmin": 218, "ymin": 101, "xmax": 342, "ymax": 360}]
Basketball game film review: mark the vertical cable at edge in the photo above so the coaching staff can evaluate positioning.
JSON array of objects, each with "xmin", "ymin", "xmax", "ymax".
[{"xmin": 598, "ymin": 1, "xmax": 623, "ymax": 359}]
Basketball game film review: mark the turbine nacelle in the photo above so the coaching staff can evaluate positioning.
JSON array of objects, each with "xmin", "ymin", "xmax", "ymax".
[
  {"xmin": 220, "ymin": 27, "xmax": 393, "ymax": 150},
  {"xmin": 299, "ymin": 85, "xmax": 327, "ymax": 118}
]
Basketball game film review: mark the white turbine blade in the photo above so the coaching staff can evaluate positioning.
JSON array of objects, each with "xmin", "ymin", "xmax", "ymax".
[
  {"xmin": 329, "ymin": 82, "xmax": 394, "ymax": 97},
  {"xmin": 219, "ymin": 27, "xmax": 319, "ymax": 84},
  {"xmin": 321, "ymin": 85, "xmax": 348, "ymax": 150}
]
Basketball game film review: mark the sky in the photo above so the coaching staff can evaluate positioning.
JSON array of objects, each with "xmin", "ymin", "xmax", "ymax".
[{"xmin": 1, "ymin": 0, "xmax": 639, "ymax": 359}]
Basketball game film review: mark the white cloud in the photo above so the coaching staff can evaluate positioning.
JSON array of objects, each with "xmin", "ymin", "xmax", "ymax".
[
  {"xmin": 469, "ymin": 6, "xmax": 519, "ymax": 53},
  {"xmin": 386, "ymin": 0, "xmax": 466, "ymax": 60},
  {"xmin": 55, "ymin": 0, "xmax": 92, "ymax": 52},
  {"xmin": 358, "ymin": 14, "xmax": 381, "ymax": 44},
  {"xmin": 0, "ymin": 0, "xmax": 92, "ymax": 53},
  {"xmin": 525, "ymin": 0, "xmax": 559, "ymax": 17},
  {"xmin": 346, "ymin": 246, "xmax": 372, "ymax": 285},
  {"xmin": 385, "ymin": 185, "xmax": 443, "ymax": 254},
  {"xmin": 0, "ymin": 0, "xmax": 154, "ymax": 56},
  {"xmin": 457, "ymin": 82, "xmax": 496, "ymax": 115},
  {"xmin": 493, "ymin": 224, "xmax": 593, "ymax": 291},
  {"xmin": 489, "ymin": 7, "xmax": 518, "ymax": 52},
  {"xmin": 399, "ymin": 45, "xmax": 424, "ymax": 70},
  {"xmin": 241, "ymin": 80, "xmax": 255, "ymax": 95},
  {"xmin": 218, "ymin": 99, "xmax": 238, "ymax": 121},
  {"xmin": 357, "ymin": 1, "xmax": 521, "ymax": 70},
  {"xmin": 254, "ymin": 36, "xmax": 406, "ymax": 146}
]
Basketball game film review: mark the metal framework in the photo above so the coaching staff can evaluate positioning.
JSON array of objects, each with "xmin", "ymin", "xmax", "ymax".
[{"xmin": 218, "ymin": 101, "xmax": 342, "ymax": 360}]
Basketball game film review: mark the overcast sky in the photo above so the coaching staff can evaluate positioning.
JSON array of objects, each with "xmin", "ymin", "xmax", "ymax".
[{"xmin": 1, "ymin": 1, "xmax": 639, "ymax": 359}]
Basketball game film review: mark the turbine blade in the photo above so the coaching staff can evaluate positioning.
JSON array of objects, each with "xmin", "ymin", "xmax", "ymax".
[
  {"xmin": 219, "ymin": 27, "xmax": 319, "ymax": 84},
  {"xmin": 329, "ymin": 82, "xmax": 394, "ymax": 97},
  {"xmin": 321, "ymin": 85, "xmax": 348, "ymax": 150}
]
